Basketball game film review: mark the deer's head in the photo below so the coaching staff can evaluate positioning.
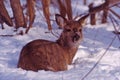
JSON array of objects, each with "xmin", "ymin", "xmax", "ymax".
[{"xmin": 56, "ymin": 14, "xmax": 88, "ymax": 48}]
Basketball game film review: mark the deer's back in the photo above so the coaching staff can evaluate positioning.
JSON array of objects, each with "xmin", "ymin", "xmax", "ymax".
[{"xmin": 18, "ymin": 39, "xmax": 68, "ymax": 71}]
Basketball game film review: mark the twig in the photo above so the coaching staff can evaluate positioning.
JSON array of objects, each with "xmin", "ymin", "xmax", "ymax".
[
  {"xmin": 109, "ymin": 14, "xmax": 120, "ymax": 41},
  {"xmin": 0, "ymin": 32, "xmax": 24, "ymax": 37},
  {"xmin": 115, "ymin": 4, "xmax": 120, "ymax": 8},
  {"xmin": 109, "ymin": 9, "xmax": 120, "ymax": 19},
  {"xmin": 50, "ymin": 30, "xmax": 59, "ymax": 38},
  {"xmin": 80, "ymin": 9, "xmax": 120, "ymax": 80},
  {"xmin": 109, "ymin": 2, "xmax": 120, "ymax": 8},
  {"xmin": 74, "ymin": 12, "xmax": 89, "ymax": 20},
  {"xmin": 35, "ymin": 5, "xmax": 46, "ymax": 21},
  {"xmin": 0, "ymin": 35, "xmax": 14, "ymax": 37},
  {"xmin": 81, "ymin": 35, "xmax": 117, "ymax": 80}
]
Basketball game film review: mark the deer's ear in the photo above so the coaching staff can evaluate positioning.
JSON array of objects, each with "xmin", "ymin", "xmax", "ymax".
[
  {"xmin": 78, "ymin": 14, "xmax": 89, "ymax": 26},
  {"xmin": 55, "ymin": 14, "xmax": 67, "ymax": 28}
]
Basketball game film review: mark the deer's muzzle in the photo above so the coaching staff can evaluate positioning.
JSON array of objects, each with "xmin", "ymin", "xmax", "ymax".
[{"xmin": 72, "ymin": 34, "xmax": 80, "ymax": 42}]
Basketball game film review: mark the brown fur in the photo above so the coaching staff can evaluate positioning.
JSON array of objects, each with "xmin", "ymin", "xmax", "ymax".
[{"xmin": 17, "ymin": 14, "xmax": 89, "ymax": 71}]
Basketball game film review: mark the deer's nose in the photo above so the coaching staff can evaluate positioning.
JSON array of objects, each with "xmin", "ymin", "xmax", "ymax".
[{"xmin": 72, "ymin": 33, "xmax": 80, "ymax": 42}]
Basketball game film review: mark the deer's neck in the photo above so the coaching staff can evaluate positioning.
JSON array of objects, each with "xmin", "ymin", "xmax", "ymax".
[
  {"xmin": 56, "ymin": 38, "xmax": 78, "ymax": 64},
  {"xmin": 56, "ymin": 35, "xmax": 67, "ymax": 47},
  {"xmin": 66, "ymin": 47, "xmax": 78, "ymax": 64}
]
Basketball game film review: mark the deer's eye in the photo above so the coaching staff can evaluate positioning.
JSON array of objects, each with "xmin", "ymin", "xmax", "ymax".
[
  {"xmin": 79, "ymin": 29, "xmax": 82, "ymax": 32},
  {"xmin": 65, "ymin": 29, "xmax": 71, "ymax": 32}
]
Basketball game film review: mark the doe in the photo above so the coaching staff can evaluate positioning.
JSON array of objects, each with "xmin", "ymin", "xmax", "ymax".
[{"xmin": 17, "ymin": 14, "xmax": 88, "ymax": 71}]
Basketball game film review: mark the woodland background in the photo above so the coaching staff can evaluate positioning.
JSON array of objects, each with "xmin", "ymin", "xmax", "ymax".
[{"xmin": 0, "ymin": 0, "xmax": 120, "ymax": 80}]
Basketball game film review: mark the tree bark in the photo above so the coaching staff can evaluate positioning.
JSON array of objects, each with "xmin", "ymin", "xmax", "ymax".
[
  {"xmin": 25, "ymin": 0, "xmax": 35, "ymax": 33},
  {"xmin": 57, "ymin": 0, "xmax": 67, "ymax": 19},
  {"xmin": 65, "ymin": 0, "xmax": 72, "ymax": 20},
  {"xmin": 84, "ymin": 0, "xmax": 87, "ymax": 5},
  {"xmin": 57, "ymin": 0, "xmax": 72, "ymax": 20},
  {"xmin": 0, "ymin": 0, "xmax": 13, "ymax": 26},
  {"xmin": 89, "ymin": 1, "xmax": 109, "ymax": 14},
  {"xmin": 42, "ymin": 0, "xmax": 52, "ymax": 30},
  {"xmin": 89, "ymin": 3, "xmax": 96, "ymax": 25},
  {"xmin": 102, "ymin": 0, "xmax": 109, "ymax": 23},
  {"xmin": 102, "ymin": 9, "xmax": 108, "ymax": 23},
  {"xmin": 10, "ymin": 0, "xmax": 26, "ymax": 29}
]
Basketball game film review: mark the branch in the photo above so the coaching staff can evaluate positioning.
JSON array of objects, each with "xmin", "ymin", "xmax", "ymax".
[
  {"xmin": 81, "ymin": 35, "xmax": 117, "ymax": 80},
  {"xmin": 89, "ymin": 0, "xmax": 109, "ymax": 14},
  {"xmin": 109, "ymin": 9, "xmax": 120, "ymax": 19},
  {"xmin": 109, "ymin": 14, "xmax": 120, "ymax": 41}
]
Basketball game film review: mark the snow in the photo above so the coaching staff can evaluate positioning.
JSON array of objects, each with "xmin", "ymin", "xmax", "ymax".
[{"xmin": 0, "ymin": 0, "xmax": 120, "ymax": 80}]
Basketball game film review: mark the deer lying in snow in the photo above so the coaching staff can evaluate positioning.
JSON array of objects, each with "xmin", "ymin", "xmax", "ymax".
[{"xmin": 17, "ymin": 14, "xmax": 89, "ymax": 71}]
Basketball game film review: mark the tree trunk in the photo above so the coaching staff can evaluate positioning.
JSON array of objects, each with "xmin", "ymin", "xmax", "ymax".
[
  {"xmin": 42, "ymin": 0, "xmax": 52, "ymax": 30},
  {"xmin": 89, "ymin": 3, "xmax": 96, "ymax": 25},
  {"xmin": 102, "ymin": 0, "xmax": 109, "ymax": 23},
  {"xmin": 102, "ymin": 9, "xmax": 108, "ymax": 23},
  {"xmin": 10, "ymin": 0, "xmax": 26, "ymax": 29},
  {"xmin": 0, "ymin": 0, "xmax": 13, "ymax": 26},
  {"xmin": 58, "ymin": 0, "xmax": 67, "ymax": 18},
  {"xmin": 84, "ymin": 0, "xmax": 87, "ymax": 5},
  {"xmin": 25, "ymin": 0, "xmax": 35, "ymax": 34},
  {"xmin": 65, "ymin": 0, "xmax": 72, "ymax": 20},
  {"xmin": 57, "ymin": 0, "xmax": 72, "ymax": 20},
  {"xmin": 90, "ymin": 13, "xmax": 96, "ymax": 25}
]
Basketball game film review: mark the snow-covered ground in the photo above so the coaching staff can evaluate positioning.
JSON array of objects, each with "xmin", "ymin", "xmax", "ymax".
[{"xmin": 0, "ymin": 0, "xmax": 120, "ymax": 80}]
